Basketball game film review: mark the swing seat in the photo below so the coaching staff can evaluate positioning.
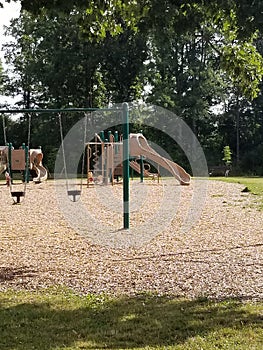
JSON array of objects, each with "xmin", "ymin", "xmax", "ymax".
[
  {"xmin": 11, "ymin": 191, "xmax": 25, "ymax": 203},
  {"xmin": 67, "ymin": 190, "xmax": 81, "ymax": 202}
]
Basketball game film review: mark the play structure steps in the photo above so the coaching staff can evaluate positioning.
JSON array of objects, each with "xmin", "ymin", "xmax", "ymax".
[{"xmin": 129, "ymin": 160, "xmax": 158, "ymax": 179}]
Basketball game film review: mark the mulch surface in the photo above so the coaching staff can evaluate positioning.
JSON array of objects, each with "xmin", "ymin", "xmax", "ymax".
[{"xmin": 0, "ymin": 178, "xmax": 262, "ymax": 300}]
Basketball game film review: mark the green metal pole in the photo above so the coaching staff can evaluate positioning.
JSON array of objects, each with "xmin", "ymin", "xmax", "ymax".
[
  {"xmin": 114, "ymin": 131, "xmax": 119, "ymax": 155},
  {"xmin": 122, "ymin": 102, "xmax": 129, "ymax": 229},
  {"xmin": 25, "ymin": 145, "xmax": 29, "ymax": 183},
  {"xmin": 22, "ymin": 143, "xmax": 26, "ymax": 182},
  {"xmin": 99, "ymin": 131, "xmax": 105, "ymax": 141},
  {"xmin": 8, "ymin": 143, "xmax": 13, "ymax": 183},
  {"xmin": 107, "ymin": 130, "xmax": 112, "ymax": 142}
]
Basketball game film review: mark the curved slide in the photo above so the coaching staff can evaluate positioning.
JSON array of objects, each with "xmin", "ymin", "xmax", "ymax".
[
  {"xmin": 30, "ymin": 149, "xmax": 48, "ymax": 182},
  {"xmin": 0, "ymin": 162, "xmax": 6, "ymax": 175},
  {"xmin": 129, "ymin": 133, "xmax": 190, "ymax": 185},
  {"xmin": 0, "ymin": 146, "xmax": 8, "ymax": 175}
]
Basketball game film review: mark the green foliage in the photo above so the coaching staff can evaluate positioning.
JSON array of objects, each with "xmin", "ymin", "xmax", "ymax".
[
  {"xmin": 0, "ymin": 288, "xmax": 262, "ymax": 349},
  {"xmin": 1, "ymin": 1, "xmax": 263, "ymax": 174},
  {"xmin": 19, "ymin": 0, "xmax": 149, "ymax": 40},
  {"xmin": 147, "ymin": 1, "xmax": 263, "ymax": 102},
  {"xmin": 222, "ymin": 145, "xmax": 232, "ymax": 165},
  {"xmin": 14, "ymin": 1, "xmax": 263, "ymax": 100},
  {"xmin": 3, "ymin": 9, "xmax": 147, "ymax": 108},
  {"xmin": 1, "ymin": 9, "xmax": 148, "ymax": 170},
  {"xmin": 221, "ymin": 41, "xmax": 263, "ymax": 100},
  {"xmin": 0, "ymin": 59, "xmax": 3, "ymax": 85}
]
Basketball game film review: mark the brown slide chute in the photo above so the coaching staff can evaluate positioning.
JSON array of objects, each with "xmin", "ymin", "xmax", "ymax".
[
  {"xmin": 129, "ymin": 133, "xmax": 190, "ymax": 185},
  {"xmin": 30, "ymin": 149, "xmax": 48, "ymax": 182}
]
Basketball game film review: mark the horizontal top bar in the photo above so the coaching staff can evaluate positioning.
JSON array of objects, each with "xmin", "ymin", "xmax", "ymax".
[
  {"xmin": 0, "ymin": 107, "xmax": 122, "ymax": 114},
  {"xmin": 86, "ymin": 142, "xmax": 123, "ymax": 145}
]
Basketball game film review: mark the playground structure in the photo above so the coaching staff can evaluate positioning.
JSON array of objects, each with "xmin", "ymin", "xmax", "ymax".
[
  {"xmin": 86, "ymin": 132, "xmax": 190, "ymax": 186},
  {"xmin": 1, "ymin": 111, "xmax": 47, "ymax": 204},
  {"xmin": 0, "ymin": 144, "xmax": 48, "ymax": 203},
  {"xmin": 0, "ymin": 144, "xmax": 48, "ymax": 183},
  {"xmin": 1, "ymin": 104, "xmax": 190, "ymax": 227},
  {"xmin": 87, "ymin": 131, "xmax": 123, "ymax": 186}
]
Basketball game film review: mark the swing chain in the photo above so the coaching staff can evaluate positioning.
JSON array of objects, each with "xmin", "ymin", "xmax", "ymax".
[
  {"xmin": 2, "ymin": 114, "xmax": 7, "ymax": 145},
  {"xmin": 58, "ymin": 112, "xmax": 68, "ymax": 183},
  {"xmin": 9, "ymin": 113, "xmax": 32, "ymax": 204},
  {"xmin": 80, "ymin": 113, "xmax": 88, "ymax": 188},
  {"xmin": 58, "ymin": 112, "xmax": 89, "ymax": 202}
]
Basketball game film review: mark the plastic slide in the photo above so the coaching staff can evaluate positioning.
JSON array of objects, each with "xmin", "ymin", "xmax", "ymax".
[
  {"xmin": 129, "ymin": 133, "xmax": 190, "ymax": 185},
  {"xmin": 33, "ymin": 164, "xmax": 48, "ymax": 182},
  {"xmin": 30, "ymin": 149, "xmax": 48, "ymax": 182},
  {"xmin": 0, "ymin": 162, "xmax": 6, "ymax": 175},
  {"xmin": 0, "ymin": 146, "xmax": 7, "ymax": 175}
]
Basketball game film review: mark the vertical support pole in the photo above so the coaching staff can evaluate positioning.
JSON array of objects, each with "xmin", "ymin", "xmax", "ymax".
[
  {"xmin": 100, "ymin": 131, "xmax": 105, "ymax": 141},
  {"xmin": 87, "ymin": 145, "xmax": 90, "ymax": 188},
  {"xmin": 26, "ymin": 145, "xmax": 29, "ymax": 182},
  {"xmin": 22, "ymin": 143, "xmax": 25, "ymax": 182},
  {"xmin": 22, "ymin": 143, "xmax": 29, "ymax": 183},
  {"xmin": 114, "ymin": 130, "xmax": 119, "ymax": 156},
  {"xmin": 107, "ymin": 130, "xmax": 112, "ymax": 141},
  {"xmin": 8, "ymin": 143, "xmax": 13, "ymax": 183},
  {"xmin": 140, "ymin": 155, "xmax": 144, "ymax": 183},
  {"xmin": 122, "ymin": 102, "xmax": 129, "ymax": 229},
  {"xmin": 114, "ymin": 130, "xmax": 118, "ymax": 142},
  {"xmin": 105, "ymin": 144, "xmax": 109, "ymax": 185}
]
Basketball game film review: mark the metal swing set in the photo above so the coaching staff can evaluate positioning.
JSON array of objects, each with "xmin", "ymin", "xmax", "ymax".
[
  {"xmin": 1, "ymin": 113, "xmax": 31, "ymax": 204},
  {"xmin": 0, "ymin": 104, "xmax": 130, "ymax": 229}
]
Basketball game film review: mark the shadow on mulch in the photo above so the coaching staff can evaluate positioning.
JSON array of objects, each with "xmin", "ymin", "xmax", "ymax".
[{"xmin": 0, "ymin": 266, "xmax": 38, "ymax": 282}]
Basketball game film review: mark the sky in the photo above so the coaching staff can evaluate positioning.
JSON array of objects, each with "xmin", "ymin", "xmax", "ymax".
[{"xmin": 0, "ymin": 1, "xmax": 21, "ymax": 66}]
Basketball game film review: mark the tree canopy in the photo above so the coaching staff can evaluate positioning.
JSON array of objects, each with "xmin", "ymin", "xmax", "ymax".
[
  {"xmin": 1, "ymin": 0, "xmax": 263, "ymax": 175},
  {"xmin": 3, "ymin": 0, "xmax": 258, "ymax": 99}
]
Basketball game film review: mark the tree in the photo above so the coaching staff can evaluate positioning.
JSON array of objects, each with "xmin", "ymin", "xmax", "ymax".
[
  {"xmin": 19, "ymin": 0, "xmax": 148, "ymax": 40},
  {"xmin": 222, "ymin": 145, "xmax": 232, "ymax": 166},
  {"xmin": 141, "ymin": 1, "xmax": 263, "ymax": 171},
  {"xmin": 0, "ymin": 59, "xmax": 4, "ymax": 91},
  {"xmin": 147, "ymin": 1, "xmax": 263, "ymax": 100},
  {"xmin": 1, "ymin": 7, "xmax": 149, "ymax": 170},
  {"xmin": 101, "ymin": 28, "xmax": 148, "ymax": 102},
  {"xmin": 4, "ymin": 1, "xmax": 262, "ymax": 99},
  {"xmin": 2, "ymin": 1, "xmax": 263, "ymax": 174}
]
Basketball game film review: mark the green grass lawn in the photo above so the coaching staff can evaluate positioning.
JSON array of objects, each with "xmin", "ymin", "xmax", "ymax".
[
  {"xmin": 0, "ymin": 288, "xmax": 262, "ymax": 350},
  {"xmin": 212, "ymin": 176, "xmax": 263, "ymax": 209}
]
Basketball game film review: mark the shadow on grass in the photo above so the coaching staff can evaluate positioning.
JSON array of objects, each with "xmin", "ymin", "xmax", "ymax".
[{"xmin": 0, "ymin": 290, "xmax": 262, "ymax": 350}]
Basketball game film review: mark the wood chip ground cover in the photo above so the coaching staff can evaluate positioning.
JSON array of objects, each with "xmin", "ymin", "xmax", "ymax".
[{"xmin": 0, "ymin": 179, "xmax": 262, "ymax": 301}]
